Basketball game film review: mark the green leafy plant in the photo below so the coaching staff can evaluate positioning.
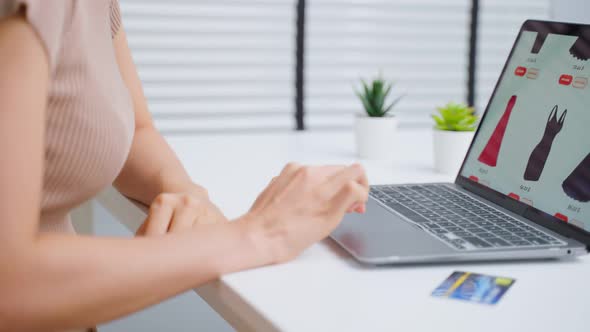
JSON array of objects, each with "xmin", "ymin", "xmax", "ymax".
[
  {"xmin": 432, "ymin": 102, "xmax": 479, "ymax": 131},
  {"xmin": 355, "ymin": 77, "xmax": 403, "ymax": 117}
]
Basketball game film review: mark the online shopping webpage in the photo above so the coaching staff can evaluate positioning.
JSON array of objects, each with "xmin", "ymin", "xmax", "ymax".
[{"xmin": 461, "ymin": 30, "xmax": 590, "ymax": 232}]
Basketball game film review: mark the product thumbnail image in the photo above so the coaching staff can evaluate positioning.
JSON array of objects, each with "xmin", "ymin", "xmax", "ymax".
[
  {"xmin": 524, "ymin": 106, "xmax": 567, "ymax": 181},
  {"xmin": 569, "ymin": 33, "xmax": 590, "ymax": 61},
  {"xmin": 563, "ymin": 153, "xmax": 590, "ymax": 203},
  {"xmin": 478, "ymin": 95, "xmax": 518, "ymax": 167}
]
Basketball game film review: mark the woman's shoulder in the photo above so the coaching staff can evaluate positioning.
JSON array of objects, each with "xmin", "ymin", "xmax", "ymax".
[
  {"xmin": 0, "ymin": 0, "xmax": 76, "ymax": 70},
  {"xmin": 0, "ymin": 0, "xmax": 122, "ymax": 71}
]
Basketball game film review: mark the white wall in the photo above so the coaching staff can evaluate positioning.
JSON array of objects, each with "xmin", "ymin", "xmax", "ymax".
[{"xmin": 551, "ymin": 0, "xmax": 590, "ymax": 23}]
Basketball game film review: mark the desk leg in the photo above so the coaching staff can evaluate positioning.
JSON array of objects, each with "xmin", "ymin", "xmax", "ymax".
[{"xmin": 196, "ymin": 282, "xmax": 280, "ymax": 332}]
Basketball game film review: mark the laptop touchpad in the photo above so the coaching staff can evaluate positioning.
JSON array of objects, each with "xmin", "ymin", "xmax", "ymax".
[{"xmin": 331, "ymin": 198, "xmax": 454, "ymax": 262}]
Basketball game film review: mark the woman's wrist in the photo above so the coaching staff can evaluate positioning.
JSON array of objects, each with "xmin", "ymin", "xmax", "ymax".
[
  {"xmin": 201, "ymin": 215, "xmax": 274, "ymax": 276},
  {"xmin": 159, "ymin": 178, "xmax": 209, "ymax": 201},
  {"xmin": 232, "ymin": 212, "xmax": 285, "ymax": 270},
  {"xmin": 155, "ymin": 167, "xmax": 209, "ymax": 200}
]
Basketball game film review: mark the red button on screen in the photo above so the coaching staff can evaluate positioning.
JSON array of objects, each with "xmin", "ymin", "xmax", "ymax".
[
  {"xmin": 559, "ymin": 74, "xmax": 573, "ymax": 85},
  {"xmin": 469, "ymin": 176, "xmax": 479, "ymax": 183},
  {"xmin": 555, "ymin": 213, "xmax": 569, "ymax": 222},
  {"xmin": 514, "ymin": 66, "xmax": 527, "ymax": 76},
  {"xmin": 508, "ymin": 193, "xmax": 520, "ymax": 201}
]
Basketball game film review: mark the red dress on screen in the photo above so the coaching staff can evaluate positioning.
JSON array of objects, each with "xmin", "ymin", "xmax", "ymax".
[{"xmin": 478, "ymin": 95, "xmax": 517, "ymax": 167}]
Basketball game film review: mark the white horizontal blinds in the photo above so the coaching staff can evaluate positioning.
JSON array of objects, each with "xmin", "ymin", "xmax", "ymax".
[
  {"xmin": 305, "ymin": 0, "xmax": 471, "ymax": 129},
  {"xmin": 119, "ymin": 0, "xmax": 297, "ymax": 133},
  {"xmin": 476, "ymin": 0, "xmax": 550, "ymax": 113}
]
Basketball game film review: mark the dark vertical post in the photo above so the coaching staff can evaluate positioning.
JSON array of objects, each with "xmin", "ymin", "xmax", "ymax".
[
  {"xmin": 467, "ymin": 0, "xmax": 479, "ymax": 108},
  {"xmin": 295, "ymin": 0, "xmax": 306, "ymax": 130}
]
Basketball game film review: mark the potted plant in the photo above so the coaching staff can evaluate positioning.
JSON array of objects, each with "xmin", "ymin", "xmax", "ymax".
[
  {"xmin": 354, "ymin": 76, "xmax": 403, "ymax": 160},
  {"xmin": 432, "ymin": 102, "xmax": 479, "ymax": 174}
]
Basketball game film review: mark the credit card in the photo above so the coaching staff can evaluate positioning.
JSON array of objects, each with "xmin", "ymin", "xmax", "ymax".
[{"xmin": 431, "ymin": 271, "xmax": 515, "ymax": 305}]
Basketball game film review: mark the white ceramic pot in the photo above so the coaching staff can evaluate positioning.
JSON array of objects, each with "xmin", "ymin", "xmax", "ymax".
[
  {"xmin": 354, "ymin": 116, "xmax": 398, "ymax": 160},
  {"xmin": 433, "ymin": 129, "xmax": 475, "ymax": 175}
]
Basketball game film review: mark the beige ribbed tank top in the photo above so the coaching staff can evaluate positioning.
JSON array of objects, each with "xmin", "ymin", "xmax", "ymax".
[
  {"xmin": 1, "ymin": 0, "xmax": 135, "ymax": 234},
  {"xmin": 1, "ymin": 1, "xmax": 134, "ymax": 330}
]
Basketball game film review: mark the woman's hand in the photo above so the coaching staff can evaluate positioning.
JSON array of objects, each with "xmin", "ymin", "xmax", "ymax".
[
  {"xmin": 239, "ymin": 163, "xmax": 369, "ymax": 264},
  {"xmin": 136, "ymin": 192, "xmax": 228, "ymax": 236}
]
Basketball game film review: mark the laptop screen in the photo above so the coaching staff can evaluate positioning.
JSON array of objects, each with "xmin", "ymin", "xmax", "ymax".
[{"xmin": 460, "ymin": 24, "xmax": 590, "ymax": 233}]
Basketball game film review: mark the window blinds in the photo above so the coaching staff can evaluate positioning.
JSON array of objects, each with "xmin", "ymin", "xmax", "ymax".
[
  {"xmin": 305, "ymin": 0, "xmax": 472, "ymax": 129},
  {"xmin": 120, "ymin": 0, "xmax": 550, "ymax": 133},
  {"xmin": 119, "ymin": 0, "xmax": 297, "ymax": 134},
  {"xmin": 305, "ymin": 0, "xmax": 551, "ymax": 129}
]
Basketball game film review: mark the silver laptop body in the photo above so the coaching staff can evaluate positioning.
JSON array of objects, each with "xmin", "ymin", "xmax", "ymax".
[{"xmin": 331, "ymin": 20, "xmax": 590, "ymax": 264}]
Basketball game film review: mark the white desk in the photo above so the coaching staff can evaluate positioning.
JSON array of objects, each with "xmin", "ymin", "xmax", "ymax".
[{"xmin": 96, "ymin": 129, "xmax": 590, "ymax": 332}]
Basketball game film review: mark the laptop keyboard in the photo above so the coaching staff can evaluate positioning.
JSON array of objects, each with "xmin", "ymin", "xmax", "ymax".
[{"xmin": 370, "ymin": 184, "xmax": 566, "ymax": 251}]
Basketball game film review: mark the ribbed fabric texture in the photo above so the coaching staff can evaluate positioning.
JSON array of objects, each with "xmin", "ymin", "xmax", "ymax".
[
  {"xmin": 1, "ymin": 0, "xmax": 135, "ymax": 234},
  {"xmin": 109, "ymin": 0, "xmax": 122, "ymax": 38},
  {"xmin": 1, "ymin": 2, "xmax": 133, "ymax": 330}
]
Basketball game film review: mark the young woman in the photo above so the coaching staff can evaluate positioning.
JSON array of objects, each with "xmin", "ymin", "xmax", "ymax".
[{"xmin": 0, "ymin": 1, "xmax": 369, "ymax": 331}]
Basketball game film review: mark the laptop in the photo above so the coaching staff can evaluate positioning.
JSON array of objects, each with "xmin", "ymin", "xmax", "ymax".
[{"xmin": 331, "ymin": 20, "xmax": 590, "ymax": 264}]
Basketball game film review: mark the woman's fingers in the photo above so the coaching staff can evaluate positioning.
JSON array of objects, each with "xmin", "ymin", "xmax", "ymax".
[
  {"xmin": 250, "ymin": 176, "xmax": 278, "ymax": 211},
  {"xmin": 143, "ymin": 196, "xmax": 176, "ymax": 236},
  {"xmin": 252, "ymin": 163, "xmax": 302, "ymax": 210},
  {"xmin": 253, "ymin": 164, "xmax": 354, "ymax": 213},
  {"xmin": 321, "ymin": 164, "xmax": 369, "ymax": 216},
  {"xmin": 308, "ymin": 165, "xmax": 346, "ymax": 181},
  {"xmin": 139, "ymin": 192, "xmax": 229, "ymax": 238},
  {"xmin": 322, "ymin": 164, "xmax": 367, "ymax": 198},
  {"xmin": 329, "ymin": 180, "xmax": 369, "ymax": 217},
  {"xmin": 168, "ymin": 205, "xmax": 197, "ymax": 233},
  {"xmin": 346, "ymin": 202, "xmax": 366, "ymax": 213},
  {"xmin": 273, "ymin": 162, "xmax": 302, "ymax": 191},
  {"xmin": 135, "ymin": 219, "xmax": 148, "ymax": 236},
  {"xmin": 207, "ymin": 203, "xmax": 229, "ymax": 224}
]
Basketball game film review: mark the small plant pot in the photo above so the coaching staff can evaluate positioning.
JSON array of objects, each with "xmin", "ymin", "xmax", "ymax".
[
  {"xmin": 433, "ymin": 129, "xmax": 475, "ymax": 175},
  {"xmin": 354, "ymin": 115, "xmax": 398, "ymax": 160}
]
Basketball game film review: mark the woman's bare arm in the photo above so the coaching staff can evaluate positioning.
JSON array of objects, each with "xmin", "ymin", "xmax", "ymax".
[
  {"xmin": 112, "ymin": 27, "xmax": 205, "ymax": 205},
  {"xmin": 0, "ymin": 13, "xmax": 262, "ymax": 331},
  {"xmin": 0, "ymin": 12, "xmax": 368, "ymax": 332}
]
